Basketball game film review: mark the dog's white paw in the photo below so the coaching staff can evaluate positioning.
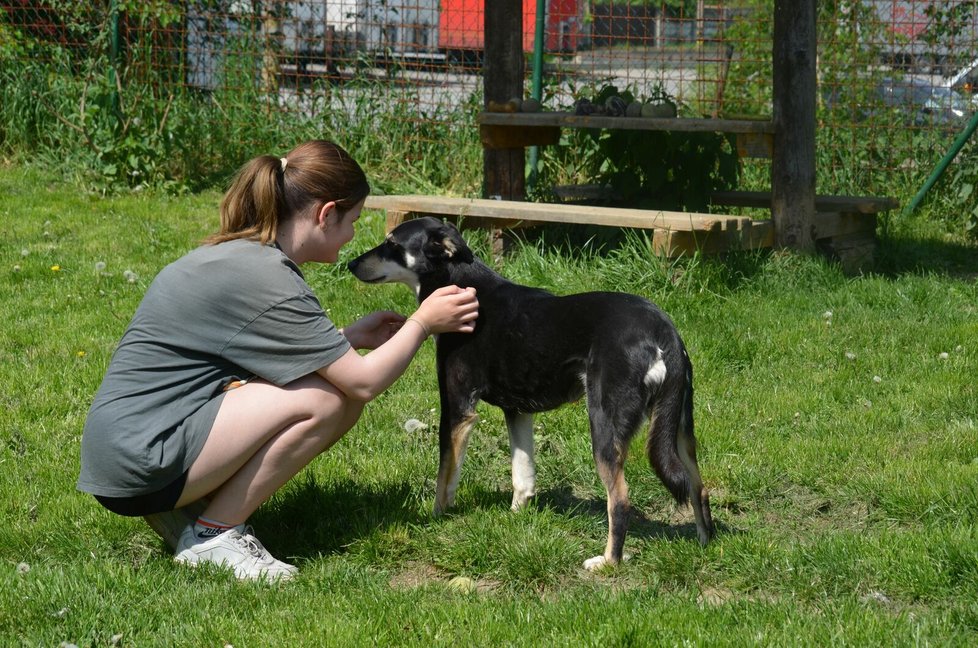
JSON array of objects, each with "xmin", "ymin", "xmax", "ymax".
[
  {"xmin": 510, "ymin": 489, "xmax": 535, "ymax": 511},
  {"xmin": 583, "ymin": 553, "xmax": 631, "ymax": 571}
]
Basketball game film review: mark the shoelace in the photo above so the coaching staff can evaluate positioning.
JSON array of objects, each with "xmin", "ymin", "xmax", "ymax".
[{"xmin": 234, "ymin": 526, "xmax": 269, "ymax": 560}]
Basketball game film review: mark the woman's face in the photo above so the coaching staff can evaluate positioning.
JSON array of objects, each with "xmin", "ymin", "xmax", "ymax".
[{"xmin": 319, "ymin": 198, "xmax": 365, "ymax": 263}]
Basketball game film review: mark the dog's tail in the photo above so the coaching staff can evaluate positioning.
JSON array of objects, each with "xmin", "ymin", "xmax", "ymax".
[{"xmin": 645, "ymin": 363, "xmax": 693, "ymax": 506}]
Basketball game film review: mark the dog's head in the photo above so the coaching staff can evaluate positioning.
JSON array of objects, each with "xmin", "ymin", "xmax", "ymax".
[{"xmin": 347, "ymin": 217, "xmax": 474, "ymax": 292}]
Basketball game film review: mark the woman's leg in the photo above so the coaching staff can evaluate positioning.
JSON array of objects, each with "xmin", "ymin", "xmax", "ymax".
[{"xmin": 175, "ymin": 373, "xmax": 365, "ymax": 525}]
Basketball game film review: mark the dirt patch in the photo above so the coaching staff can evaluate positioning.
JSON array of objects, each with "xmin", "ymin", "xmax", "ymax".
[{"xmin": 388, "ymin": 561, "xmax": 500, "ymax": 594}]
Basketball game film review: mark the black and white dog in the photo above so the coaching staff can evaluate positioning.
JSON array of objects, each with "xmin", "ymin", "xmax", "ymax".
[{"xmin": 348, "ymin": 217, "xmax": 714, "ymax": 569}]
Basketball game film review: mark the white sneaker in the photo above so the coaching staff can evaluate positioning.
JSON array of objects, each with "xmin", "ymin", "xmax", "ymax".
[{"xmin": 174, "ymin": 524, "xmax": 297, "ymax": 582}]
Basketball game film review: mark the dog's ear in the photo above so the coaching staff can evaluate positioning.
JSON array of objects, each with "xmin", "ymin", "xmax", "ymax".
[{"xmin": 423, "ymin": 223, "xmax": 474, "ymax": 264}]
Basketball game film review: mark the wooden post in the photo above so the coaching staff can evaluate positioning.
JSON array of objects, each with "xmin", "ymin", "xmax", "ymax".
[
  {"xmin": 771, "ymin": 0, "xmax": 816, "ymax": 251},
  {"xmin": 483, "ymin": 0, "xmax": 525, "ymax": 202}
]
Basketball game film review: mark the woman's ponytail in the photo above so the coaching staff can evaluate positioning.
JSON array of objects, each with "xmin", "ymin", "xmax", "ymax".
[
  {"xmin": 208, "ymin": 156, "xmax": 285, "ymax": 245},
  {"xmin": 206, "ymin": 141, "xmax": 368, "ymax": 246}
]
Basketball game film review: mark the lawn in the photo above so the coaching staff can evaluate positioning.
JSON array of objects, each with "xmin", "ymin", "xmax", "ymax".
[{"xmin": 1, "ymin": 163, "xmax": 977, "ymax": 646}]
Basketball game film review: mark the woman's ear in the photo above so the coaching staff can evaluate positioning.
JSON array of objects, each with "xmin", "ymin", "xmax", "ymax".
[{"xmin": 317, "ymin": 201, "xmax": 338, "ymax": 229}]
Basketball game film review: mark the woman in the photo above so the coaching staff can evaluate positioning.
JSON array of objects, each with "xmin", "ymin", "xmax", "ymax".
[{"xmin": 78, "ymin": 140, "xmax": 478, "ymax": 582}]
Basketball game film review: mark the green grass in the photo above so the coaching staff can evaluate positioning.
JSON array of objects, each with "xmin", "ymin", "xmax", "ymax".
[{"xmin": 2, "ymin": 163, "xmax": 978, "ymax": 646}]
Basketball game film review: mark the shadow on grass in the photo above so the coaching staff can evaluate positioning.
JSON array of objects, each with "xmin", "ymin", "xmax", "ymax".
[
  {"xmin": 252, "ymin": 476, "xmax": 738, "ymax": 561},
  {"xmin": 536, "ymin": 484, "xmax": 737, "ymax": 544},
  {"xmin": 253, "ymin": 477, "xmax": 428, "ymax": 559},
  {"xmin": 474, "ymin": 218, "xmax": 978, "ymax": 286},
  {"xmin": 875, "ymin": 232, "xmax": 978, "ymax": 279}
]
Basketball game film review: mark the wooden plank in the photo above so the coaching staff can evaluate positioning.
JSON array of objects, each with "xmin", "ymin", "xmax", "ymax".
[
  {"xmin": 364, "ymin": 195, "xmax": 748, "ymax": 232},
  {"xmin": 480, "ymin": 123, "xmax": 561, "ymax": 149},
  {"xmin": 711, "ymin": 191, "xmax": 899, "ymax": 214},
  {"xmin": 772, "ymin": 0, "xmax": 817, "ymax": 251},
  {"xmin": 651, "ymin": 218, "xmax": 774, "ymax": 257},
  {"xmin": 816, "ymin": 231, "xmax": 876, "ymax": 275},
  {"xmin": 477, "ymin": 111, "xmax": 776, "ymax": 134}
]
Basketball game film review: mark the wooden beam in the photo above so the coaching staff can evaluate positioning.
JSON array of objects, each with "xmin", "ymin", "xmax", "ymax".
[
  {"xmin": 480, "ymin": 124, "xmax": 561, "ymax": 149},
  {"xmin": 483, "ymin": 0, "xmax": 525, "ymax": 200},
  {"xmin": 363, "ymin": 195, "xmax": 748, "ymax": 232},
  {"xmin": 711, "ymin": 191, "xmax": 899, "ymax": 214},
  {"xmin": 477, "ymin": 111, "xmax": 776, "ymax": 134},
  {"xmin": 772, "ymin": 0, "xmax": 817, "ymax": 252}
]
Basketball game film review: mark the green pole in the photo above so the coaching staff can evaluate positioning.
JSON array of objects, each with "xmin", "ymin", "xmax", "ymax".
[
  {"xmin": 905, "ymin": 109, "xmax": 978, "ymax": 215},
  {"xmin": 527, "ymin": 0, "xmax": 546, "ymax": 190}
]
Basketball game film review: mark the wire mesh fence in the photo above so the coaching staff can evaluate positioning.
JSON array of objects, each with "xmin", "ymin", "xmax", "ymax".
[{"xmin": 2, "ymin": 1, "xmax": 976, "ymax": 201}]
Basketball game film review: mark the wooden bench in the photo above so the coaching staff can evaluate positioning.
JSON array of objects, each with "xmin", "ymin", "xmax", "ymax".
[
  {"xmin": 710, "ymin": 191, "xmax": 899, "ymax": 271},
  {"xmin": 363, "ymin": 194, "xmax": 774, "ymax": 258}
]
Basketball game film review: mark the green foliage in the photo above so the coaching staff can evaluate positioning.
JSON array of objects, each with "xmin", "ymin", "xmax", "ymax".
[
  {"xmin": 916, "ymin": 139, "xmax": 978, "ymax": 239},
  {"xmin": 0, "ymin": 3, "xmax": 482, "ymax": 195},
  {"xmin": 533, "ymin": 83, "xmax": 739, "ymax": 211}
]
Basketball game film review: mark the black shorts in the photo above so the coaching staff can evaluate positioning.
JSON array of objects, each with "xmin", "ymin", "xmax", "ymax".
[{"xmin": 93, "ymin": 470, "xmax": 188, "ymax": 517}]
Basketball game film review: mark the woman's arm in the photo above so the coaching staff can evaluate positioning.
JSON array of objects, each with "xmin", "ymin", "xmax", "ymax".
[{"xmin": 319, "ymin": 285, "xmax": 478, "ymax": 401}]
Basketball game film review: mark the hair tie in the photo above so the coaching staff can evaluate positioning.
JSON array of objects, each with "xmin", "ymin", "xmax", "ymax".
[{"xmin": 280, "ymin": 157, "xmax": 288, "ymax": 172}]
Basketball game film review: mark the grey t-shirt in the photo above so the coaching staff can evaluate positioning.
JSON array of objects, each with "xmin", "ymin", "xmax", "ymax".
[{"xmin": 77, "ymin": 239, "xmax": 351, "ymax": 498}]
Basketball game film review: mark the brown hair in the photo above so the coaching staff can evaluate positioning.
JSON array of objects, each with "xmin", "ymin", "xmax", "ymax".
[{"xmin": 206, "ymin": 140, "xmax": 370, "ymax": 245}]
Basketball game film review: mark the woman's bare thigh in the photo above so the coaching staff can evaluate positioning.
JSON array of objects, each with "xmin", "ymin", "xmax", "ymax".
[{"xmin": 179, "ymin": 373, "xmax": 350, "ymax": 504}]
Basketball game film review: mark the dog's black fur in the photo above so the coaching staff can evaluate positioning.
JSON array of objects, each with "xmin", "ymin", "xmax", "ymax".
[{"xmin": 348, "ymin": 217, "xmax": 714, "ymax": 569}]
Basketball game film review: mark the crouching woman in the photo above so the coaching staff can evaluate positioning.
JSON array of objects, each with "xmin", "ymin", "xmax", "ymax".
[{"xmin": 77, "ymin": 140, "xmax": 478, "ymax": 581}]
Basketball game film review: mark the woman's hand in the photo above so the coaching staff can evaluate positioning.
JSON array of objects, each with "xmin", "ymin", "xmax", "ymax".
[
  {"xmin": 342, "ymin": 310, "xmax": 406, "ymax": 350},
  {"xmin": 411, "ymin": 285, "xmax": 479, "ymax": 335}
]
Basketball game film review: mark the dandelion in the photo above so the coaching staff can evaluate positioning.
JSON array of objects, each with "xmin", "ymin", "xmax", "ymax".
[
  {"xmin": 76, "ymin": 351, "xmax": 87, "ymax": 358},
  {"xmin": 94, "ymin": 261, "xmax": 106, "ymax": 274},
  {"xmin": 123, "ymin": 269, "xmax": 137, "ymax": 283},
  {"xmin": 873, "ymin": 375, "xmax": 882, "ymax": 383},
  {"xmin": 822, "ymin": 310, "xmax": 833, "ymax": 320},
  {"xmin": 21, "ymin": 248, "xmax": 29, "ymax": 257},
  {"xmin": 955, "ymin": 345, "xmax": 964, "ymax": 353},
  {"xmin": 13, "ymin": 265, "xmax": 21, "ymax": 273},
  {"xmin": 845, "ymin": 351, "xmax": 856, "ymax": 361},
  {"xmin": 51, "ymin": 265, "xmax": 61, "ymax": 272},
  {"xmin": 404, "ymin": 418, "xmax": 427, "ymax": 433},
  {"xmin": 938, "ymin": 352, "xmax": 949, "ymax": 360},
  {"xmin": 16, "ymin": 562, "xmax": 30, "ymax": 574},
  {"xmin": 110, "ymin": 634, "xmax": 124, "ymax": 646}
]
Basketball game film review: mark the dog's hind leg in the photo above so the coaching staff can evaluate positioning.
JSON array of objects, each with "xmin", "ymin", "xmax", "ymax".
[
  {"xmin": 584, "ymin": 444, "xmax": 630, "ymax": 571},
  {"xmin": 505, "ymin": 410, "xmax": 536, "ymax": 510},
  {"xmin": 583, "ymin": 403, "xmax": 635, "ymax": 571},
  {"xmin": 434, "ymin": 410, "xmax": 478, "ymax": 516}
]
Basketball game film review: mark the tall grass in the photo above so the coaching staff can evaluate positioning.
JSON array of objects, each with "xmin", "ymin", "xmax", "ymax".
[
  {"xmin": 2, "ymin": 164, "xmax": 977, "ymax": 645},
  {"xmin": 0, "ymin": 32, "xmax": 483, "ymax": 196}
]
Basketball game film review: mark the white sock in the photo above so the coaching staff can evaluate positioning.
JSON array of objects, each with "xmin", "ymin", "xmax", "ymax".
[{"xmin": 192, "ymin": 516, "xmax": 234, "ymax": 540}]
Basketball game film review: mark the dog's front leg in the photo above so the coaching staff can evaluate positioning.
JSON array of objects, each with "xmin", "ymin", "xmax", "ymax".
[
  {"xmin": 505, "ymin": 410, "xmax": 536, "ymax": 510},
  {"xmin": 433, "ymin": 407, "xmax": 478, "ymax": 516}
]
